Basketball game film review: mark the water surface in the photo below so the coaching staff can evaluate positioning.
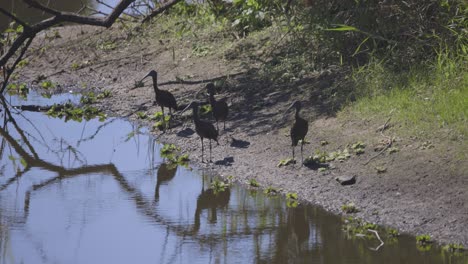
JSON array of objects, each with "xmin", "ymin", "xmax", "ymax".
[{"xmin": 0, "ymin": 92, "xmax": 466, "ymax": 264}]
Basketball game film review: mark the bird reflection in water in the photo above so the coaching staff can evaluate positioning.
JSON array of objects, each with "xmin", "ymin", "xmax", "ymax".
[
  {"xmin": 154, "ymin": 163, "xmax": 178, "ymax": 202},
  {"xmin": 193, "ymin": 172, "xmax": 230, "ymax": 233}
]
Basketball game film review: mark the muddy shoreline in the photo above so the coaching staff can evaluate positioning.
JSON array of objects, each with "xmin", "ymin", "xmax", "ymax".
[{"xmin": 17, "ymin": 25, "xmax": 468, "ymax": 247}]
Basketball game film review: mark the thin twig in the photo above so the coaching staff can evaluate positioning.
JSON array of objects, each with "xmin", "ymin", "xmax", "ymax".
[
  {"xmin": 367, "ymin": 229, "xmax": 384, "ymax": 251},
  {"xmin": 363, "ymin": 116, "xmax": 393, "ymax": 165}
]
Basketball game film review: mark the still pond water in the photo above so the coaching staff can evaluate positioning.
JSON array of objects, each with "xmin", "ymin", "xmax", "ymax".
[{"xmin": 0, "ymin": 92, "xmax": 466, "ymax": 264}]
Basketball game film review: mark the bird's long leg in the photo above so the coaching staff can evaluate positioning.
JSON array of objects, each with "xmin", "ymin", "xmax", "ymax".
[
  {"xmin": 201, "ymin": 137, "xmax": 204, "ymax": 163},
  {"xmin": 216, "ymin": 122, "xmax": 219, "ymax": 133},
  {"xmin": 223, "ymin": 120, "xmax": 226, "ymax": 131},
  {"xmin": 301, "ymin": 140, "xmax": 304, "ymax": 165},
  {"xmin": 209, "ymin": 139, "xmax": 212, "ymax": 162},
  {"xmin": 292, "ymin": 146, "xmax": 295, "ymax": 161}
]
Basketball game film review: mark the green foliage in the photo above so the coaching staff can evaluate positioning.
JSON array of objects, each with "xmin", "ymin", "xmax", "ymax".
[
  {"xmin": 159, "ymin": 143, "xmax": 189, "ymax": 166},
  {"xmin": 346, "ymin": 49, "xmax": 468, "ymax": 139},
  {"xmin": 286, "ymin": 192, "xmax": 298, "ymax": 200},
  {"xmin": 442, "ymin": 243, "xmax": 464, "ymax": 254},
  {"xmin": 388, "ymin": 228, "xmax": 399, "ymax": 237},
  {"xmin": 97, "ymin": 41, "xmax": 116, "ymax": 51},
  {"xmin": 286, "ymin": 192, "xmax": 298, "ymax": 208},
  {"xmin": 160, "ymin": 144, "xmax": 179, "ymax": 156},
  {"xmin": 199, "ymin": 104, "xmax": 212, "ymax": 115},
  {"xmin": 40, "ymin": 80, "xmax": 54, "ymax": 89},
  {"xmin": 351, "ymin": 141, "xmax": 365, "ymax": 155},
  {"xmin": 277, "ymin": 158, "xmax": 295, "ymax": 167},
  {"xmin": 151, "ymin": 111, "xmax": 171, "ymax": 131},
  {"xmin": 304, "ymin": 148, "xmax": 351, "ymax": 165},
  {"xmin": 47, "ymin": 103, "xmax": 106, "ymax": 122},
  {"xmin": 416, "ymin": 234, "xmax": 432, "ymax": 245},
  {"xmin": 264, "ymin": 186, "xmax": 278, "ymax": 195},
  {"xmin": 97, "ymin": 90, "xmax": 111, "ymax": 99},
  {"xmin": 248, "ymin": 178, "xmax": 260, "ymax": 187},
  {"xmin": 136, "ymin": 112, "xmax": 148, "ymax": 119},
  {"xmin": 80, "ymin": 92, "xmax": 96, "ymax": 104},
  {"xmin": 341, "ymin": 202, "xmax": 358, "ymax": 214},
  {"xmin": 6, "ymin": 82, "xmax": 29, "ymax": 98},
  {"xmin": 17, "ymin": 59, "xmax": 29, "ymax": 68},
  {"xmin": 211, "ymin": 179, "xmax": 229, "ymax": 194}
]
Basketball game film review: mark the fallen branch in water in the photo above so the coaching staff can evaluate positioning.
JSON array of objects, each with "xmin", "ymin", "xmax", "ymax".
[{"xmin": 367, "ymin": 229, "xmax": 384, "ymax": 251}]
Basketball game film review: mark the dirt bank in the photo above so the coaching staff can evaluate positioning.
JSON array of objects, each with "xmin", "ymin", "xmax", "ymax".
[{"xmin": 16, "ymin": 24, "xmax": 468, "ymax": 247}]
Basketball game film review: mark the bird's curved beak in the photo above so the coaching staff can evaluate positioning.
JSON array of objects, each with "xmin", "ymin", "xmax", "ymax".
[
  {"xmin": 194, "ymin": 87, "xmax": 205, "ymax": 99},
  {"xmin": 180, "ymin": 103, "xmax": 192, "ymax": 114},
  {"xmin": 141, "ymin": 73, "xmax": 151, "ymax": 82}
]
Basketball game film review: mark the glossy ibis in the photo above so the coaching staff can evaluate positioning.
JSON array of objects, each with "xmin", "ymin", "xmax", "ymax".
[
  {"xmin": 141, "ymin": 70, "xmax": 178, "ymax": 119},
  {"xmin": 181, "ymin": 101, "xmax": 219, "ymax": 163},
  {"xmin": 206, "ymin": 83, "xmax": 229, "ymax": 131},
  {"xmin": 287, "ymin": 101, "xmax": 308, "ymax": 164}
]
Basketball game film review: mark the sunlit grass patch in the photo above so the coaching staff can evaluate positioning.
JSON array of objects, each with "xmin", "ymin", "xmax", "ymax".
[{"xmin": 342, "ymin": 50, "xmax": 467, "ymax": 142}]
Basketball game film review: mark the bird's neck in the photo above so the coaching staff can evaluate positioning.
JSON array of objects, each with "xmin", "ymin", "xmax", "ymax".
[
  {"xmin": 295, "ymin": 108, "xmax": 301, "ymax": 119},
  {"xmin": 152, "ymin": 76, "xmax": 159, "ymax": 92},
  {"xmin": 209, "ymin": 93, "xmax": 216, "ymax": 104},
  {"xmin": 192, "ymin": 106, "xmax": 199, "ymax": 122}
]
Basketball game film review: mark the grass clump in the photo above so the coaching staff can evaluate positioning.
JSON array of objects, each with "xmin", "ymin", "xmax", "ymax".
[
  {"xmin": 345, "ymin": 50, "xmax": 468, "ymax": 141},
  {"xmin": 341, "ymin": 202, "xmax": 358, "ymax": 214},
  {"xmin": 248, "ymin": 178, "xmax": 260, "ymax": 188}
]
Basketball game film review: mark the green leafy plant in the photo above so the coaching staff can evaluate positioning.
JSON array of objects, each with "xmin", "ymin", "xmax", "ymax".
[
  {"xmin": 97, "ymin": 90, "xmax": 111, "ymax": 99},
  {"xmin": 40, "ymin": 80, "xmax": 54, "ymax": 89},
  {"xmin": 136, "ymin": 112, "xmax": 148, "ymax": 119},
  {"xmin": 248, "ymin": 178, "xmax": 260, "ymax": 187},
  {"xmin": 442, "ymin": 243, "xmax": 464, "ymax": 254},
  {"xmin": 388, "ymin": 228, "xmax": 399, "ymax": 237},
  {"xmin": 351, "ymin": 141, "xmax": 366, "ymax": 155},
  {"xmin": 277, "ymin": 158, "xmax": 295, "ymax": 167},
  {"xmin": 160, "ymin": 144, "xmax": 179, "ymax": 156},
  {"xmin": 264, "ymin": 186, "xmax": 278, "ymax": 195},
  {"xmin": 416, "ymin": 234, "xmax": 432, "ymax": 245},
  {"xmin": 47, "ymin": 103, "xmax": 106, "ymax": 122},
  {"xmin": 199, "ymin": 104, "xmax": 212, "ymax": 115},
  {"xmin": 211, "ymin": 179, "xmax": 229, "ymax": 194},
  {"xmin": 341, "ymin": 202, "xmax": 358, "ymax": 214}
]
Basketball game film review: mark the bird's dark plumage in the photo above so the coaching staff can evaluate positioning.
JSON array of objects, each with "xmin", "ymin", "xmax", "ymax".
[
  {"xmin": 206, "ymin": 83, "xmax": 229, "ymax": 131},
  {"xmin": 288, "ymin": 101, "xmax": 308, "ymax": 164},
  {"xmin": 142, "ymin": 70, "xmax": 178, "ymax": 116},
  {"xmin": 181, "ymin": 101, "xmax": 219, "ymax": 162}
]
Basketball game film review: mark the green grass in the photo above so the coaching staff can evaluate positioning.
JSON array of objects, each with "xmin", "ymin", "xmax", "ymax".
[{"xmin": 343, "ymin": 50, "xmax": 467, "ymax": 141}]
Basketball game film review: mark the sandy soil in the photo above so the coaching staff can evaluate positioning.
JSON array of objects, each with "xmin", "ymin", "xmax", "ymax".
[{"xmin": 16, "ymin": 24, "xmax": 468, "ymax": 247}]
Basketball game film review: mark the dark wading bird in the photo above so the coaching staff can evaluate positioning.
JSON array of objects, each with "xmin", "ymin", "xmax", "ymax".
[
  {"xmin": 287, "ymin": 101, "xmax": 308, "ymax": 164},
  {"xmin": 141, "ymin": 70, "xmax": 178, "ymax": 120},
  {"xmin": 206, "ymin": 83, "xmax": 229, "ymax": 132},
  {"xmin": 181, "ymin": 101, "xmax": 219, "ymax": 163}
]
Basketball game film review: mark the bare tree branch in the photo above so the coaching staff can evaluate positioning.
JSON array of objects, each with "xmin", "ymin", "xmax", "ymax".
[
  {"xmin": 0, "ymin": 37, "xmax": 33, "ymax": 93},
  {"xmin": 0, "ymin": 0, "xmax": 137, "ymax": 95},
  {"xmin": 141, "ymin": 0, "xmax": 182, "ymax": 23}
]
